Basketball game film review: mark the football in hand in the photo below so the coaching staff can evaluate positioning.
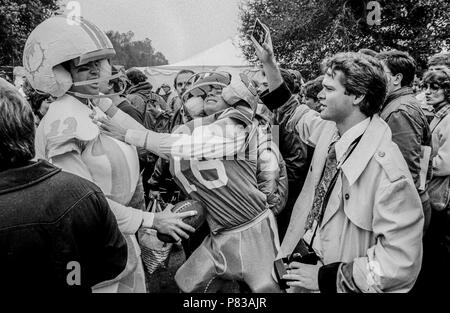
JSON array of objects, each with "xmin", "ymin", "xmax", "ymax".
[{"xmin": 157, "ymin": 199, "xmax": 206, "ymax": 243}]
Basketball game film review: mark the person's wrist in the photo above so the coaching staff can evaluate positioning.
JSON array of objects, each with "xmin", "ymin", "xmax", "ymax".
[
  {"xmin": 141, "ymin": 211, "xmax": 155, "ymax": 229},
  {"xmin": 124, "ymin": 129, "xmax": 132, "ymax": 144}
]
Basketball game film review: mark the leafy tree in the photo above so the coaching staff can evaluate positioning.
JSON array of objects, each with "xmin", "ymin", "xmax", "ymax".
[
  {"xmin": 239, "ymin": 0, "xmax": 450, "ymax": 80},
  {"xmin": 0, "ymin": 0, "xmax": 60, "ymax": 66},
  {"xmin": 106, "ymin": 30, "xmax": 168, "ymax": 68}
]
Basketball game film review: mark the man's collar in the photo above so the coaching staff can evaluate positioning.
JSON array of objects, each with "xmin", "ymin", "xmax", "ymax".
[
  {"xmin": 435, "ymin": 103, "xmax": 450, "ymax": 119},
  {"xmin": 383, "ymin": 86, "xmax": 414, "ymax": 109},
  {"xmin": 335, "ymin": 118, "xmax": 370, "ymax": 163},
  {"xmin": 340, "ymin": 115, "xmax": 390, "ymax": 186},
  {"xmin": 0, "ymin": 160, "xmax": 61, "ymax": 195}
]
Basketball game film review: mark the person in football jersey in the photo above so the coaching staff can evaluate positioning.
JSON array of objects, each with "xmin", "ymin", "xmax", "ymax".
[
  {"xmin": 179, "ymin": 72, "xmax": 288, "ymax": 217},
  {"xmin": 23, "ymin": 16, "xmax": 196, "ymax": 292},
  {"xmin": 95, "ymin": 71, "xmax": 285, "ymax": 293}
]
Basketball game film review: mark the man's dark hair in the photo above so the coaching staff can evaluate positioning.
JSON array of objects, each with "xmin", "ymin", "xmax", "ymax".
[
  {"xmin": 322, "ymin": 52, "xmax": 387, "ymax": 117},
  {"xmin": 376, "ymin": 50, "xmax": 416, "ymax": 87},
  {"xmin": 288, "ymin": 69, "xmax": 303, "ymax": 94},
  {"xmin": 280, "ymin": 68, "xmax": 295, "ymax": 93},
  {"xmin": 0, "ymin": 78, "xmax": 35, "ymax": 170},
  {"xmin": 174, "ymin": 69, "xmax": 195, "ymax": 88},
  {"xmin": 428, "ymin": 53, "xmax": 450, "ymax": 69},
  {"xmin": 303, "ymin": 76, "xmax": 324, "ymax": 100},
  {"xmin": 126, "ymin": 68, "xmax": 148, "ymax": 86},
  {"xmin": 423, "ymin": 68, "xmax": 450, "ymax": 103}
]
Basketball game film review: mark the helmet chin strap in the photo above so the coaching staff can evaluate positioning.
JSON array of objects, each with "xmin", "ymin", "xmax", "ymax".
[
  {"xmin": 72, "ymin": 72, "xmax": 122, "ymax": 87},
  {"xmin": 67, "ymin": 72, "xmax": 127, "ymax": 99}
]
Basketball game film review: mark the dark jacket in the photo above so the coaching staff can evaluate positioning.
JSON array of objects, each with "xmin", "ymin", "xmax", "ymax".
[
  {"xmin": 148, "ymin": 106, "xmax": 189, "ymax": 204},
  {"xmin": 0, "ymin": 160, "xmax": 127, "ymax": 292},
  {"xmin": 273, "ymin": 95, "xmax": 313, "ymax": 189},
  {"xmin": 117, "ymin": 96, "xmax": 157, "ymax": 173},
  {"xmin": 380, "ymin": 87, "xmax": 433, "ymax": 230},
  {"xmin": 264, "ymin": 92, "xmax": 313, "ymax": 239},
  {"xmin": 117, "ymin": 96, "xmax": 144, "ymax": 124},
  {"xmin": 126, "ymin": 82, "xmax": 169, "ymax": 112}
]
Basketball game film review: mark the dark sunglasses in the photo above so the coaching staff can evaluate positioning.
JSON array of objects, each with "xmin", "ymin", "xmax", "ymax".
[{"xmin": 421, "ymin": 83, "xmax": 442, "ymax": 92}]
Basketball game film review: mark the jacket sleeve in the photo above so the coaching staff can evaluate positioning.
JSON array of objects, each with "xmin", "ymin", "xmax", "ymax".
[
  {"xmin": 275, "ymin": 97, "xmax": 312, "ymax": 186},
  {"xmin": 289, "ymin": 104, "xmax": 332, "ymax": 147},
  {"xmin": 126, "ymin": 94, "xmax": 146, "ymax": 115},
  {"xmin": 73, "ymin": 190, "xmax": 128, "ymax": 287},
  {"xmin": 385, "ymin": 110, "xmax": 423, "ymax": 190},
  {"xmin": 118, "ymin": 102, "xmax": 145, "ymax": 125},
  {"xmin": 256, "ymin": 125, "xmax": 289, "ymax": 215},
  {"xmin": 52, "ymin": 151, "xmax": 147, "ymax": 235},
  {"xmin": 99, "ymin": 103, "xmax": 247, "ymax": 160},
  {"xmin": 125, "ymin": 119, "xmax": 247, "ymax": 160},
  {"xmin": 433, "ymin": 118, "xmax": 450, "ymax": 176},
  {"xmin": 260, "ymin": 82, "xmax": 292, "ymax": 111},
  {"xmin": 148, "ymin": 157, "xmax": 170, "ymax": 190},
  {"xmin": 339, "ymin": 175, "xmax": 423, "ymax": 293}
]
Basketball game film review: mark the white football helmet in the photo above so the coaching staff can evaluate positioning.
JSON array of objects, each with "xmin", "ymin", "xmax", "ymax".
[
  {"xmin": 222, "ymin": 72, "xmax": 259, "ymax": 113},
  {"xmin": 182, "ymin": 71, "xmax": 259, "ymax": 112},
  {"xmin": 23, "ymin": 15, "xmax": 116, "ymax": 97}
]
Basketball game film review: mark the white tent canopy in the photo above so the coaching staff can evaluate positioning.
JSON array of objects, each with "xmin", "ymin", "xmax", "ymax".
[
  {"xmin": 136, "ymin": 37, "xmax": 257, "ymax": 90},
  {"xmin": 168, "ymin": 38, "xmax": 250, "ymax": 67}
]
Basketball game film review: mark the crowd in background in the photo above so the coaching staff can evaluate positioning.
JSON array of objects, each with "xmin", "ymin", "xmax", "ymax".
[{"xmin": 1, "ymin": 15, "xmax": 449, "ymax": 293}]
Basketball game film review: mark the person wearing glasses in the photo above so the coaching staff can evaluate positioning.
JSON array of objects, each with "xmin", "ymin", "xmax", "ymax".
[
  {"xmin": 416, "ymin": 53, "xmax": 450, "ymax": 122},
  {"xmin": 421, "ymin": 68, "xmax": 450, "ymax": 292}
]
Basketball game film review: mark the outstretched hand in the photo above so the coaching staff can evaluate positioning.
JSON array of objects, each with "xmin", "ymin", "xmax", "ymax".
[
  {"xmin": 151, "ymin": 205, "xmax": 197, "ymax": 243},
  {"xmin": 249, "ymin": 22, "xmax": 275, "ymax": 65},
  {"xmin": 93, "ymin": 116, "xmax": 127, "ymax": 142}
]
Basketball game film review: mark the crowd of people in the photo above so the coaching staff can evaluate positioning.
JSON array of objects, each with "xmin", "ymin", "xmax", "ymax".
[{"xmin": 0, "ymin": 15, "xmax": 449, "ymax": 293}]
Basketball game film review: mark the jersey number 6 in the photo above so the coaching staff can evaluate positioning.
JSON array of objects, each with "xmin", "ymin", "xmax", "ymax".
[{"xmin": 174, "ymin": 158, "xmax": 229, "ymax": 193}]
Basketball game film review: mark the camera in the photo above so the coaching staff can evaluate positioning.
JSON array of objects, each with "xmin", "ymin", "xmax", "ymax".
[{"xmin": 274, "ymin": 238, "xmax": 321, "ymax": 289}]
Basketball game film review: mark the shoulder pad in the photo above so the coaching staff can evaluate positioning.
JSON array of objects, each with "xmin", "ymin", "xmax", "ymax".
[
  {"xmin": 42, "ymin": 95, "xmax": 99, "ymax": 144},
  {"xmin": 374, "ymin": 143, "xmax": 409, "ymax": 183}
]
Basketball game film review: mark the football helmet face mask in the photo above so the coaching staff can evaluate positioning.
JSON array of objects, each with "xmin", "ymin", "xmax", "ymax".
[
  {"xmin": 181, "ymin": 71, "xmax": 259, "ymax": 115},
  {"xmin": 23, "ymin": 15, "xmax": 119, "ymax": 98},
  {"xmin": 181, "ymin": 71, "xmax": 231, "ymax": 102}
]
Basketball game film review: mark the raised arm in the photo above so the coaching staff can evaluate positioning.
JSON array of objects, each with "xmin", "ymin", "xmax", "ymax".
[{"xmin": 251, "ymin": 22, "xmax": 291, "ymax": 110}]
